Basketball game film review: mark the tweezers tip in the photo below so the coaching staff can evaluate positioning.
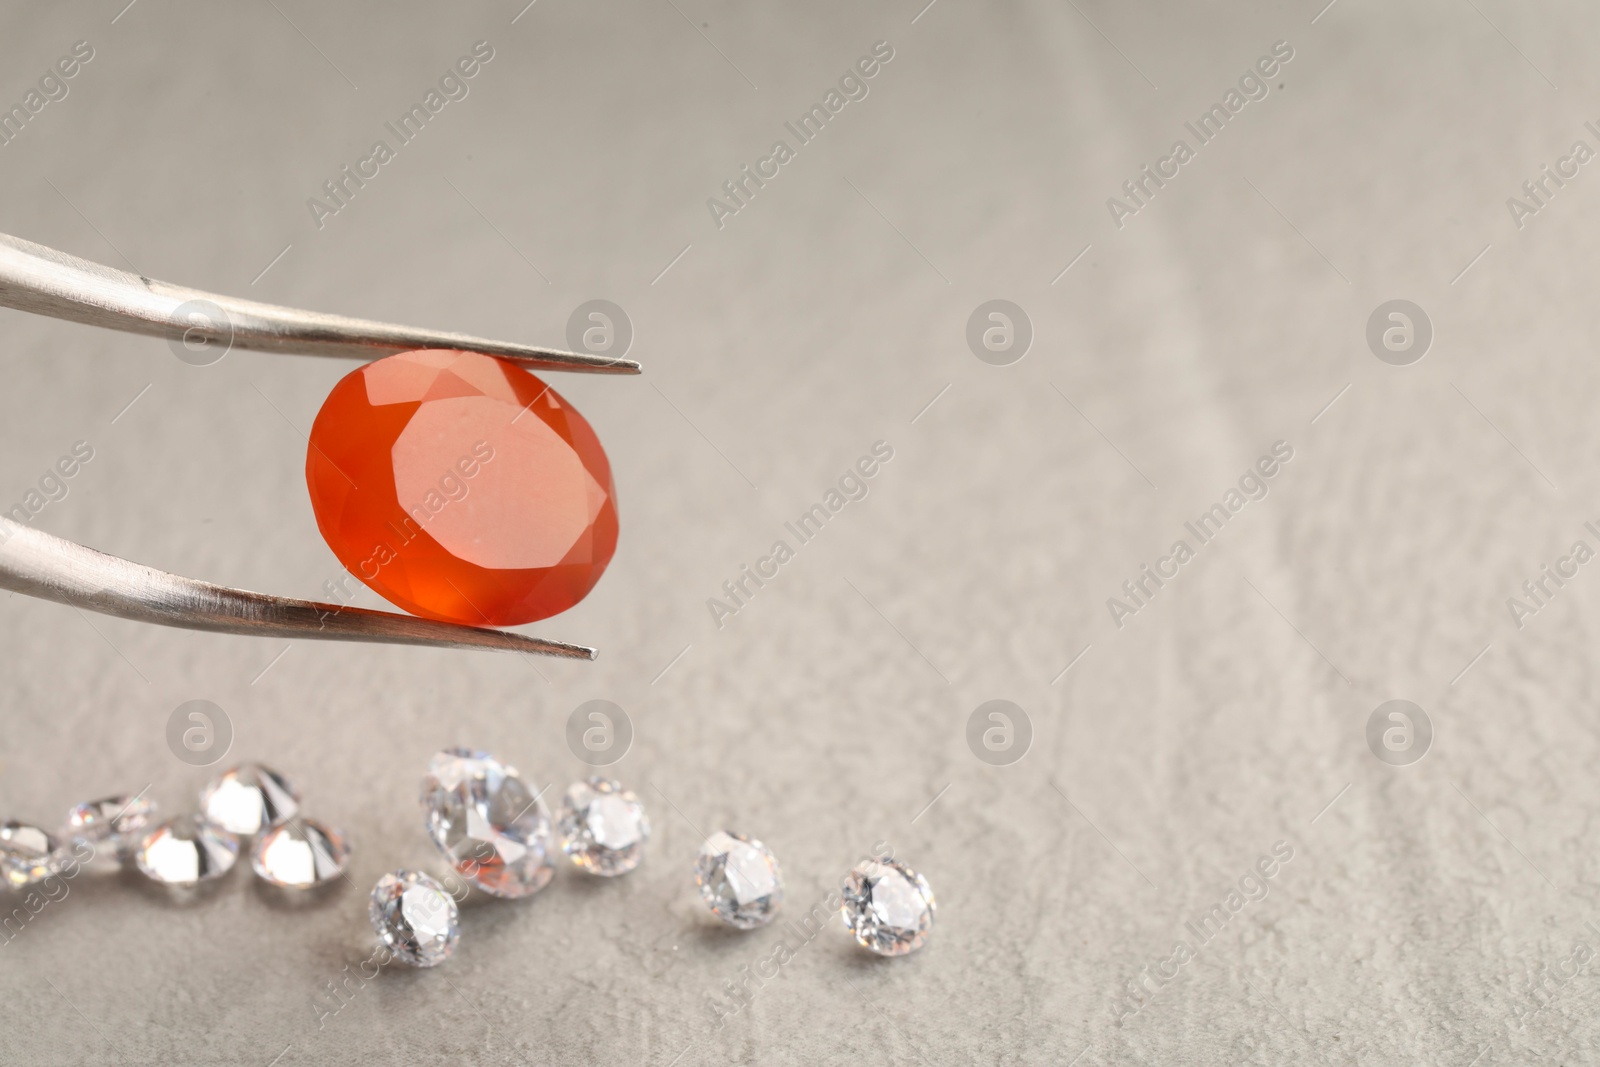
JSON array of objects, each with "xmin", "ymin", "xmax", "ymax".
[{"xmin": 506, "ymin": 632, "xmax": 597, "ymax": 660}]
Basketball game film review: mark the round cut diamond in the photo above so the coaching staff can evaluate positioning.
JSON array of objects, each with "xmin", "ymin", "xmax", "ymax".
[
  {"xmin": 199, "ymin": 763, "xmax": 299, "ymax": 835},
  {"xmin": 370, "ymin": 870, "xmax": 459, "ymax": 967},
  {"xmin": 67, "ymin": 794, "xmax": 158, "ymax": 862},
  {"xmin": 136, "ymin": 815, "xmax": 239, "ymax": 887},
  {"xmin": 694, "ymin": 831, "xmax": 782, "ymax": 929},
  {"xmin": 558, "ymin": 777, "xmax": 649, "ymax": 876},
  {"xmin": 0, "ymin": 821, "xmax": 59, "ymax": 889},
  {"xmin": 421, "ymin": 748, "xmax": 554, "ymax": 898},
  {"xmin": 306, "ymin": 349, "xmax": 619, "ymax": 625},
  {"xmin": 252, "ymin": 819, "xmax": 352, "ymax": 888},
  {"xmin": 841, "ymin": 858, "xmax": 935, "ymax": 956}
]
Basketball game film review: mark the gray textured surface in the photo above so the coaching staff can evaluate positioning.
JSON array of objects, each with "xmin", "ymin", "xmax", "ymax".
[{"xmin": 1, "ymin": 1, "xmax": 1597, "ymax": 1064}]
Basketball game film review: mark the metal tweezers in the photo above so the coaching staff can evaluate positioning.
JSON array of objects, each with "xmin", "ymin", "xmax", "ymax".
[{"xmin": 0, "ymin": 232, "xmax": 639, "ymax": 660}]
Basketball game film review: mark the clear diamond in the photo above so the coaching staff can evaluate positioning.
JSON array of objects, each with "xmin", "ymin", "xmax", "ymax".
[
  {"xmin": 251, "ymin": 819, "xmax": 351, "ymax": 888},
  {"xmin": 841, "ymin": 858, "xmax": 935, "ymax": 956},
  {"xmin": 67, "ymin": 794, "xmax": 158, "ymax": 863},
  {"xmin": 370, "ymin": 869, "xmax": 459, "ymax": 967},
  {"xmin": 0, "ymin": 821, "xmax": 59, "ymax": 889},
  {"xmin": 421, "ymin": 748, "xmax": 553, "ymax": 898},
  {"xmin": 135, "ymin": 815, "xmax": 239, "ymax": 886},
  {"xmin": 694, "ymin": 831, "xmax": 782, "ymax": 929},
  {"xmin": 199, "ymin": 763, "xmax": 299, "ymax": 835},
  {"xmin": 558, "ymin": 777, "xmax": 649, "ymax": 876}
]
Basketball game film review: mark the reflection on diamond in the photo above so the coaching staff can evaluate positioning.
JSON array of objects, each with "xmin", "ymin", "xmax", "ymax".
[
  {"xmin": 252, "ymin": 819, "xmax": 351, "ymax": 888},
  {"xmin": 0, "ymin": 822, "xmax": 59, "ymax": 889},
  {"xmin": 370, "ymin": 869, "xmax": 459, "ymax": 967},
  {"xmin": 199, "ymin": 764, "xmax": 299, "ymax": 835},
  {"xmin": 694, "ymin": 831, "xmax": 782, "ymax": 929},
  {"xmin": 558, "ymin": 777, "xmax": 649, "ymax": 877},
  {"xmin": 67, "ymin": 794, "xmax": 158, "ymax": 863},
  {"xmin": 421, "ymin": 748, "xmax": 553, "ymax": 898},
  {"xmin": 841, "ymin": 858, "xmax": 935, "ymax": 956},
  {"xmin": 136, "ymin": 815, "xmax": 239, "ymax": 887}
]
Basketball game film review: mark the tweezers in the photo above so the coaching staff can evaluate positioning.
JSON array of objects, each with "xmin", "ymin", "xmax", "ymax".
[{"xmin": 0, "ymin": 232, "xmax": 640, "ymax": 659}]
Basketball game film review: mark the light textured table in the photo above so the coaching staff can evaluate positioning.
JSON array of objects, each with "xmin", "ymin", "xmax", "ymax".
[{"xmin": 1, "ymin": 2, "xmax": 1597, "ymax": 1064}]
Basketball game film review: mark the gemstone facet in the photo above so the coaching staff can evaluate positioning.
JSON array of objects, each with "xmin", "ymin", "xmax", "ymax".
[
  {"xmin": 136, "ymin": 815, "xmax": 240, "ymax": 887},
  {"xmin": 694, "ymin": 831, "xmax": 782, "ymax": 929},
  {"xmin": 67, "ymin": 794, "xmax": 158, "ymax": 862},
  {"xmin": 251, "ymin": 819, "xmax": 352, "ymax": 888},
  {"xmin": 421, "ymin": 748, "xmax": 554, "ymax": 898},
  {"xmin": 370, "ymin": 870, "xmax": 459, "ymax": 967},
  {"xmin": 199, "ymin": 763, "xmax": 299, "ymax": 835},
  {"xmin": 305, "ymin": 349, "xmax": 619, "ymax": 626},
  {"xmin": 558, "ymin": 777, "xmax": 649, "ymax": 876},
  {"xmin": 0, "ymin": 822, "xmax": 59, "ymax": 889},
  {"xmin": 841, "ymin": 858, "xmax": 935, "ymax": 956}
]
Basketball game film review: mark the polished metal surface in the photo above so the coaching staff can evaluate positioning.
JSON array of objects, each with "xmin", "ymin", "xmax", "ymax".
[
  {"xmin": 0, "ymin": 231, "xmax": 640, "ymax": 374},
  {"xmin": 0, "ymin": 514, "xmax": 596, "ymax": 659}
]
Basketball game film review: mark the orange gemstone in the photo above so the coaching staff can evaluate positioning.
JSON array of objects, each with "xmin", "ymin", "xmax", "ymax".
[{"xmin": 305, "ymin": 350, "xmax": 617, "ymax": 626}]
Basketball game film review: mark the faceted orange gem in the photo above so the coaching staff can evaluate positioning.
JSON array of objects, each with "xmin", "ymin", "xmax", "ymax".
[{"xmin": 305, "ymin": 350, "xmax": 618, "ymax": 626}]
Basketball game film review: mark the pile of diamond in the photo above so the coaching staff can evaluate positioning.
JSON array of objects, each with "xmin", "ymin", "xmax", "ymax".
[
  {"xmin": 0, "ymin": 763, "xmax": 351, "ymax": 898},
  {"xmin": 375, "ymin": 750, "xmax": 655, "ymax": 967},
  {"xmin": 0, "ymin": 742, "xmax": 940, "ymax": 971}
]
